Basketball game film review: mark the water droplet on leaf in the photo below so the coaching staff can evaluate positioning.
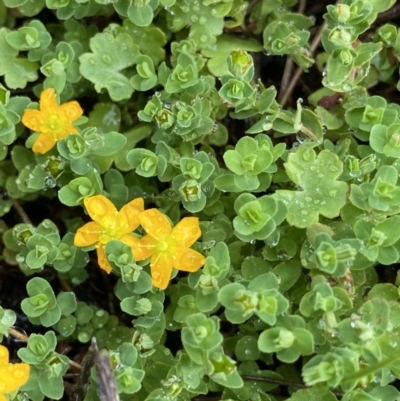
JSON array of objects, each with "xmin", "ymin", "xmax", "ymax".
[{"xmin": 101, "ymin": 54, "xmax": 113, "ymax": 66}]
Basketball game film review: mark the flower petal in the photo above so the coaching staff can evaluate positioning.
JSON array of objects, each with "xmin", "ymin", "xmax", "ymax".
[
  {"xmin": 84, "ymin": 195, "xmax": 117, "ymax": 223},
  {"xmin": 21, "ymin": 109, "xmax": 43, "ymax": 132},
  {"xmin": 0, "ymin": 345, "xmax": 8, "ymax": 365},
  {"xmin": 124, "ymin": 234, "xmax": 156, "ymax": 261},
  {"xmin": 150, "ymin": 252, "xmax": 173, "ymax": 290},
  {"xmin": 32, "ymin": 133, "xmax": 56, "ymax": 154},
  {"xmin": 139, "ymin": 209, "xmax": 172, "ymax": 240},
  {"xmin": 119, "ymin": 198, "xmax": 144, "ymax": 233},
  {"xmin": 97, "ymin": 245, "xmax": 112, "ymax": 274},
  {"xmin": 170, "ymin": 217, "xmax": 202, "ymax": 247},
  {"xmin": 39, "ymin": 87, "xmax": 58, "ymax": 111},
  {"xmin": 60, "ymin": 100, "xmax": 83, "ymax": 122},
  {"xmin": 173, "ymin": 248, "xmax": 205, "ymax": 272},
  {"xmin": 0, "ymin": 362, "xmax": 30, "ymax": 392},
  {"xmin": 54, "ymin": 124, "xmax": 78, "ymax": 141},
  {"xmin": 74, "ymin": 221, "xmax": 102, "ymax": 247}
]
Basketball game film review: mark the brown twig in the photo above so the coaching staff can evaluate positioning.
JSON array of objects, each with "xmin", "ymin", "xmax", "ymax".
[
  {"xmin": 7, "ymin": 327, "xmax": 81, "ymax": 370},
  {"xmin": 8, "ymin": 327, "xmax": 28, "ymax": 342},
  {"xmin": 246, "ymin": 0, "xmax": 261, "ymax": 15},
  {"xmin": 278, "ymin": 0, "xmax": 307, "ymax": 103},
  {"xmin": 58, "ymin": 276, "xmax": 73, "ymax": 292},
  {"xmin": 11, "ymin": 198, "xmax": 32, "ymax": 225},
  {"xmin": 278, "ymin": 58, "xmax": 294, "ymax": 104},
  {"xmin": 298, "ymin": 0, "xmax": 307, "ymax": 15},
  {"xmin": 63, "ymin": 359, "xmax": 83, "ymax": 371},
  {"xmin": 279, "ymin": 15, "xmax": 329, "ymax": 107}
]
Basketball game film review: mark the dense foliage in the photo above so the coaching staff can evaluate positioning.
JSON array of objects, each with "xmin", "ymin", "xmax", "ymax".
[{"xmin": 1, "ymin": 1, "xmax": 400, "ymax": 401}]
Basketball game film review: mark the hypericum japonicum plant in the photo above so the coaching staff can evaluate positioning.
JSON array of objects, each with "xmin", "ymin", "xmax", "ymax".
[
  {"xmin": 0, "ymin": 345, "xmax": 30, "ymax": 401},
  {"xmin": 21, "ymin": 88, "xmax": 83, "ymax": 154},
  {"xmin": 3, "ymin": 1, "xmax": 400, "ymax": 401},
  {"xmin": 74, "ymin": 194, "xmax": 205, "ymax": 289},
  {"xmin": 74, "ymin": 195, "xmax": 144, "ymax": 273}
]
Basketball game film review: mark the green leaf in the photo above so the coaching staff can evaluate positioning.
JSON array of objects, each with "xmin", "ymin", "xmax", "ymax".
[
  {"xmin": 81, "ymin": 103, "xmax": 121, "ymax": 134},
  {"xmin": 38, "ymin": 363, "xmax": 68, "ymax": 399},
  {"xmin": 79, "ymin": 32, "xmax": 140, "ymax": 101},
  {"xmin": 91, "ymin": 132, "xmax": 127, "ymax": 157},
  {"xmin": 113, "ymin": 125, "xmax": 152, "ymax": 171},
  {"xmin": 0, "ymin": 28, "xmax": 39, "ymax": 89},
  {"xmin": 168, "ymin": 0, "xmax": 225, "ymax": 50},
  {"xmin": 208, "ymin": 349, "xmax": 243, "ymax": 388},
  {"xmin": 274, "ymin": 147, "xmax": 348, "ymax": 228},
  {"xmin": 56, "ymin": 315, "xmax": 76, "ymax": 337},
  {"xmin": 182, "ymin": 313, "xmax": 223, "ymax": 364},
  {"xmin": 3, "ymin": 0, "xmax": 28, "ymax": 6},
  {"xmin": 58, "ymin": 168, "xmax": 103, "ymax": 206},
  {"xmin": 286, "ymin": 386, "xmax": 338, "ymax": 401},
  {"xmin": 18, "ymin": 331, "xmax": 57, "ymax": 364},
  {"xmin": 26, "ymin": 20, "xmax": 52, "ymax": 61},
  {"xmin": 235, "ymin": 335, "xmax": 260, "ymax": 361},
  {"xmin": 127, "ymin": 148, "xmax": 158, "ymax": 177},
  {"xmin": 21, "ymin": 277, "xmax": 61, "ymax": 327},
  {"xmin": 127, "ymin": 3, "xmax": 154, "ymax": 27},
  {"xmin": 130, "ymin": 54, "xmax": 157, "ymax": 91},
  {"xmin": 57, "ymin": 292, "xmax": 77, "ymax": 316},
  {"xmin": 16, "ymin": 2, "xmax": 46, "ymax": 18},
  {"xmin": 272, "ymin": 260, "xmax": 302, "ymax": 291},
  {"xmin": 202, "ymin": 35, "xmax": 263, "ymax": 76},
  {"xmin": 6, "ymin": 27, "xmax": 40, "ymax": 50},
  {"xmin": 122, "ymin": 21, "xmax": 166, "ymax": 65}
]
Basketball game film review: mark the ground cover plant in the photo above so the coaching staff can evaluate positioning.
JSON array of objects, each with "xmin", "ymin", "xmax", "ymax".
[{"xmin": 3, "ymin": 0, "xmax": 400, "ymax": 400}]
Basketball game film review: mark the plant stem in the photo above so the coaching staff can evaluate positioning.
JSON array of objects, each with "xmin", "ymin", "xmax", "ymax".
[
  {"xmin": 58, "ymin": 276, "xmax": 73, "ymax": 292},
  {"xmin": 8, "ymin": 327, "xmax": 81, "ymax": 370},
  {"xmin": 242, "ymin": 375, "xmax": 344, "ymax": 397},
  {"xmin": 11, "ymin": 198, "xmax": 32, "ymax": 225},
  {"xmin": 242, "ymin": 374, "xmax": 308, "ymax": 389},
  {"xmin": 270, "ymin": 108, "xmax": 318, "ymax": 141},
  {"xmin": 246, "ymin": 0, "xmax": 260, "ymax": 15},
  {"xmin": 279, "ymin": 12, "xmax": 329, "ymax": 107},
  {"xmin": 278, "ymin": 0, "xmax": 306, "ymax": 103},
  {"xmin": 298, "ymin": 0, "xmax": 307, "ymax": 14},
  {"xmin": 278, "ymin": 58, "xmax": 294, "ymax": 104},
  {"xmin": 8, "ymin": 327, "xmax": 28, "ymax": 342},
  {"xmin": 341, "ymin": 347, "xmax": 400, "ymax": 385}
]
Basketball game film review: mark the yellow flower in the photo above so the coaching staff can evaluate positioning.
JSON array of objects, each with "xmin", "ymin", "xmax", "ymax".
[
  {"xmin": 131, "ymin": 209, "xmax": 205, "ymax": 290},
  {"xmin": 74, "ymin": 195, "xmax": 144, "ymax": 273},
  {"xmin": 22, "ymin": 87, "xmax": 83, "ymax": 154},
  {"xmin": 0, "ymin": 345, "xmax": 30, "ymax": 401}
]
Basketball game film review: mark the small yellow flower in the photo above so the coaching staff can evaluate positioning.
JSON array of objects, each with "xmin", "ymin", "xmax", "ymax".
[
  {"xmin": 0, "ymin": 345, "xmax": 30, "ymax": 401},
  {"xmin": 74, "ymin": 195, "xmax": 144, "ymax": 273},
  {"xmin": 22, "ymin": 87, "xmax": 83, "ymax": 154},
  {"xmin": 131, "ymin": 209, "xmax": 205, "ymax": 290}
]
